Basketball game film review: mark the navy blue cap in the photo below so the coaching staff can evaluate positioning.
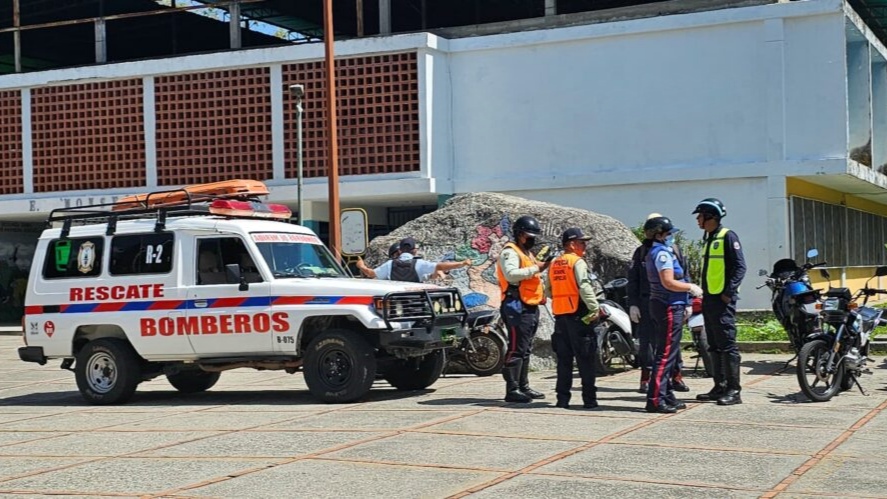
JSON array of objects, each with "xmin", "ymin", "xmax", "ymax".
[{"xmin": 562, "ymin": 228, "xmax": 592, "ymax": 245}]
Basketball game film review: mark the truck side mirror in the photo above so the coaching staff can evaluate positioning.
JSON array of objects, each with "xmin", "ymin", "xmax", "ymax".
[
  {"xmin": 876, "ymin": 266, "xmax": 887, "ymax": 277},
  {"xmin": 225, "ymin": 263, "xmax": 249, "ymax": 291},
  {"xmin": 806, "ymin": 248, "xmax": 819, "ymax": 259}
]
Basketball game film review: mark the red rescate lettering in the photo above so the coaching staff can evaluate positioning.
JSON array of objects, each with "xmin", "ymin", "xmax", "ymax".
[
  {"xmin": 70, "ymin": 288, "xmax": 83, "ymax": 302},
  {"xmin": 111, "ymin": 286, "xmax": 125, "ymax": 300},
  {"xmin": 84, "ymin": 287, "xmax": 95, "ymax": 301},
  {"xmin": 95, "ymin": 286, "xmax": 109, "ymax": 301},
  {"xmin": 126, "ymin": 286, "xmax": 140, "ymax": 300},
  {"xmin": 140, "ymin": 318, "xmax": 157, "ymax": 336},
  {"xmin": 153, "ymin": 283, "xmax": 164, "ymax": 298}
]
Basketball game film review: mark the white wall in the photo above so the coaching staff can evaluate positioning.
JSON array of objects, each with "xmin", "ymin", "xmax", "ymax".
[
  {"xmin": 444, "ymin": 4, "xmax": 846, "ymax": 190},
  {"xmin": 509, "ymin": 177, "xmax": 778, "ymax": 309}
]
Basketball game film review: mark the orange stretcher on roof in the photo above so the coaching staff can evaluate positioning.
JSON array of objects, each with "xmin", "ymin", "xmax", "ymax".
[{"xmin": 114, "ymin": 179, "xmax": 270, "ymax": 211}]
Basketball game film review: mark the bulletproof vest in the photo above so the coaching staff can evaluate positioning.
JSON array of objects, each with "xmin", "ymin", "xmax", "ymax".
[
  {"xmin": 390, "ymin": 258, "xmax": 421, "ymax": 282},
  {"xmin": 645, "ymin": 243, "xmax": 688, "ymax": 305}
]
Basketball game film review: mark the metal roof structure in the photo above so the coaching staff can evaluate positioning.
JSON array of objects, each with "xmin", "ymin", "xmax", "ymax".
[{"xmin": 853, "ymin": 0, "xmax": 887, "ymax": 45}]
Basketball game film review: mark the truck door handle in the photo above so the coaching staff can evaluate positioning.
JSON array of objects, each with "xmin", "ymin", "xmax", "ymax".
[{"xmin": 194, "ymin": 300, "xmax": 208, "ymax": 308}]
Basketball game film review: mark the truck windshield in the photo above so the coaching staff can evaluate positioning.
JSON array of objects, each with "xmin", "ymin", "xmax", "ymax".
[{"xmin": 252, "ymin": 234, "xmax": 346, "ymax": 278}]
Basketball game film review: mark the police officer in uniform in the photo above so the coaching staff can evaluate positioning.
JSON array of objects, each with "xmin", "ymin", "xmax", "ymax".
[
  {"xmin": 496, "ymin": 215, "xmax": 551, "ymax": 403},
  {"xmin": 644, "ymin": 216, "xmax": 703, "ymax": 413},
  {"xmin": 693, "ymin": 198, "xmax": 747, "ymax": 406},
  {"xmin": 628, "ymin": 213, "xmax": 690, "ymax": 394},
  {"xmin": 548, "ymin": 228, "xmax": 600, "ymax": 409}
]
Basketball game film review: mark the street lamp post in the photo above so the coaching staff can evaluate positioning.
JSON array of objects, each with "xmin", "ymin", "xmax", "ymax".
[{"xmin": 289, "ymin": 84, "xmax": 305, "ymax": 226}]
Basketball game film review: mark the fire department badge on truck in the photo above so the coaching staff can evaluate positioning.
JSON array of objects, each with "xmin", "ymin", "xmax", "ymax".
[{"xmin": 77, "ymin": 241, "xmax": 96, "ymax": 274}]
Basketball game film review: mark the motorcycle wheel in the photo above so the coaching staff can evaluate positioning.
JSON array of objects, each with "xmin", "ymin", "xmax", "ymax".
[
  {"xmin": 594, "ymin": 323, "xmax": 611, "ymax": 375},
  {"xmin": 796, "ymin": 338, "xmax": 844, "ymax": 402},
  {"xmin": 840, "ymin": 372, "xmax": 855, "ymax": 392},
  {"xmin": 692, "ymin": 328, "xmax": 713, "ymax": 378},
  {"xmin": 464, "ymin": 328, "xmax": 507, "ymax": 377}
]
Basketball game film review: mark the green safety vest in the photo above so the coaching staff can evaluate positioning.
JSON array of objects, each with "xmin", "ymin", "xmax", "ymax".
[{"xmin": 704, "ymin": 227, "xmax": 730, "ymax": 295}]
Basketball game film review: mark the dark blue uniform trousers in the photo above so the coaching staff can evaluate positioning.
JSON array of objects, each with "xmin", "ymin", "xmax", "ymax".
[
  {"xmin": 647, "ymin": 300, "xmax": 685, "ymax": 408},
  {"xmin": 553, "ymin": 314, "xmax": 597, "ymax": 406}
]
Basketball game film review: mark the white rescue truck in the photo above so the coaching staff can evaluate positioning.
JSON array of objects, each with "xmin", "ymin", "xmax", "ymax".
[{"xmin": 18, "ymin": 181, "xmax": 467, "ymax": 404}]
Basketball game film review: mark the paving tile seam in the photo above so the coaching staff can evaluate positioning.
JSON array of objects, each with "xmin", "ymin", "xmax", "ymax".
[
  {"xmin": 145, "ymin": 408, "xmax": 491, "ymax": 498},
  {"xmin": 447, "ymin": 361, "xmax": 796, "ymax": 498},
  {"xmin": 487, "ymin": 407, "xmax": 651, "ymax": 420},
  {"xmin": 406, "ymin": 428, "xmax": 592, "ymax": 443},
  {"xmin": 761, "ymin": 397, "xmax": 887, "ymax": 498},
  {"xmin": 446, "ymin": 412, "xmax": 667, "ymax": 498},
  {"xmin": 0, "ymin": 456, "xmax": 108, "ymax": 485},
  {"xmin": 0, "ymin": 488, "xmax": 141, "ymax": 497},
  {"xmin": 589, "ymin": 440, "xmax": 813, "ymax": 457},
  {"xmin": 308, "ymin": 455, "xmax": 510, "ymax": 473},
  {"xmin": 526, "ymin": 469, "xmax": 769, "ymax": 493}
]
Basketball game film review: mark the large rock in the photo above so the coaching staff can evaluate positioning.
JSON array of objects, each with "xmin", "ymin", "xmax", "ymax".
[{"xmin": 361, "ymin": 192, "xmax": 639, "ymax": 369}]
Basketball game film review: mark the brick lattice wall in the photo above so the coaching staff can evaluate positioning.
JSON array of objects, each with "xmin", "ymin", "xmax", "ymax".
[
  {"xmin": 155, "ymin": 67, "xmax": 273, "ymax": 185},
  {"xmin": 0, "ymin": 90, "xmax": 23, "ymax": 195},
  {"xmin": 282, "ymin": 52, "xmax": 420, "ymax": 178},
  {"xmin": 31, "ymin": 80, "xmax": 146, "ymax": 192}
]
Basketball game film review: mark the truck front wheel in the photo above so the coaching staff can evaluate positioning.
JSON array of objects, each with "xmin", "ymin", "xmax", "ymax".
[{"xmin": 304, "ymin": 329, "xmax": 377, "ymax": 403}]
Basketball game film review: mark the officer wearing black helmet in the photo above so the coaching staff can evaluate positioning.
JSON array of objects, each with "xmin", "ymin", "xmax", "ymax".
[
  {"xmin": 692, "ymin": 198, "xmax": 747, "ymax": 406},
  {"xmin": 496, "ymin": 215, "xmax": 552, "ymax": 403},
  {"xmin": 643, "ymin": 216, "xmax": 703, "ymax": 413}
]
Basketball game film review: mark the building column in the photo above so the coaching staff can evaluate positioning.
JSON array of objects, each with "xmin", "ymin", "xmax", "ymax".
[
  {"xmin": 229, "ymin": 0, "xmax": 242, "ymax": 49},
  {"xmin": 143, "ymin": 76, "xmax": 157, "ymax": 188},
  {"xmin": 379, "ymin": 0, "xmax": 391, "ymax": 35},
  {"xmin": 21, "ymin": 88, "xmax": 32, "ymax": 194},
  {"xmin": 544, "ymin": 0, "xmax": 557, "ymax": 17},
  {"xmin": 270, "ymin": 65, "xmax": 285, "ymax": 181}
]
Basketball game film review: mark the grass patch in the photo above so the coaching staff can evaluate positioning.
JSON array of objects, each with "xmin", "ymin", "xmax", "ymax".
[{"xmin": 733, "ymin": 311, "xmax": 786, "ymax": 342}]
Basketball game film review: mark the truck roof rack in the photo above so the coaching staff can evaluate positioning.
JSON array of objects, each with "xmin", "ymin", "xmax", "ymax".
[{"xmin": 47, "ymin": 180, "xmax": 291, "ymax": 238}]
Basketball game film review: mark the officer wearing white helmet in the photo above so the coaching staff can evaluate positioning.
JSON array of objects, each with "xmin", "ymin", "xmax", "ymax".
[{"xmin": 693, "ymin": 198, "xmax": 747, "ymax": 406}]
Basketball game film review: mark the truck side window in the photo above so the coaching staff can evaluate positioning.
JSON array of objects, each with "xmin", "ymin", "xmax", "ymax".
[
  {"xmin": 197, "ymin": 237, "xmax": 262, "ymax": 285},
  {"xmin": 110, "ymin": 233, "xmax": 174, "ymax": 275},
  {"xmin": 42, "ymin": 237, "xmax": 104, "ymax": 279}
]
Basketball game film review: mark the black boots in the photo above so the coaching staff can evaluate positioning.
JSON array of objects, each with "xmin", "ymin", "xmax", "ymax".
[
  {"xmin": 519, "ymin": 358, "xmax": 545, "ymax": 400},
  {"xmin": 717, "ymin": 353, "xmax": 742, "ymax": 406},
  {"xmin": 504, "ymin": 359, "xmax": 531, "ymax": 403},
  {"xmin": 696, "ymin": 351, "xmax": 727, "ymax": 401},
  {"xmin": 638, "ymin": 368, "xmax": 650, "ymax": 394}
]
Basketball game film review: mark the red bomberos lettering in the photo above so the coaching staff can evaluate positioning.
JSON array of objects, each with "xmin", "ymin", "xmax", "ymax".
[
  {"xmin": 140, "ymin": 313, "xmax": 289, "ymax": 336},
  {"xmin": 70, "ymin": 284, "xmax": 164, "ymax": 302}
]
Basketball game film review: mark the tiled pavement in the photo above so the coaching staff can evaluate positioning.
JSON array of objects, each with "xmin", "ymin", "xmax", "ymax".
[{"xmin": 2, "ymin": 335, "xmax": 887, "ymax": 498}]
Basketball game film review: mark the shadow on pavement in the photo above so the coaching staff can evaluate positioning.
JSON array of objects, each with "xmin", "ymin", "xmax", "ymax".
[
  {"xmin": 741, "ymin": 359, "xmax": 791, "ymax": 376},
  {"xmin": 0, "ymin": 387, "xmax": 436, "ymax": 407}
]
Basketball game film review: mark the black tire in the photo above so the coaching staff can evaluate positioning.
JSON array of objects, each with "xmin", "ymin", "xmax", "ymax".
[
  {"xmin": 693, "ymin": 328, "xmax": 713, "ymax": 378},
  {"xmin": 167, "ymin": 370, "xmax": 221, "ymax": 393},
  {"xmin": 840, "ymin": 372, "xmax": 855, "ymax": 392},
  {"xmin": 464, "ymin": 327, "xmax": 507, "ymax": 377},
  {"xmin": 74, "ymin": 338, "xmax": 141, "ymax": 405},
  {"xmin": 594, "ymin": 323, "xmax": 612, "ymax": 375},
  {"xmin": 797, "ymin": 338, "xmax": 844, "ymax": 402},
  {"xmin": 384, "ymin": 350, "xmax": 445, "ymax": 390},
  {"xmin": 304, "ymin": 329, "xmax": 377, "ymax": 403}
]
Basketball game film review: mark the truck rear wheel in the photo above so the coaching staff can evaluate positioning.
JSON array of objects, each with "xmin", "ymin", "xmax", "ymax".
[
  {"xmin": 167, "ymin": 370, "xmax": 221, "ymax": 393},
  {"xmin": 74, "ymin": 338, "xmax": 141, "ymax": 405},
  {"xmin": 384, "ymin": 350, "xmax": 445, "ymax": 390},
  {"xmin": 304, "ymin": 329, "xmax": 376, "ymax": 403}
]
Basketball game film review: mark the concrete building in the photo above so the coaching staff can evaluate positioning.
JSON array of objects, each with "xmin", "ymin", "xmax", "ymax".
[{"xmin": 1, "ymin": 0, "xmax": 887, "ymax": 312}]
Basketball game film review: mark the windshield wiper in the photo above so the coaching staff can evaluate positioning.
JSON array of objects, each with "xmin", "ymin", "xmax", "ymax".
[{"xmin": 273, "ymin": 272, "xmax": 309, "ymax": 279}]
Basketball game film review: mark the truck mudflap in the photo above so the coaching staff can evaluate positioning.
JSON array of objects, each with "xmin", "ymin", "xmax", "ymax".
[
  {"xmin": 374, "ymin": 288, "xmax": 468, "ymax": 350},
  {"xmin": 18, "ymin": 346, "xmax": 47, "ymax": 365}
]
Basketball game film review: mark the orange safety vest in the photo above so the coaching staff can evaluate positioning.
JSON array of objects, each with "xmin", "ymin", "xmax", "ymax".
[
  {"xmin": 549, "ymin": 253, "xmax": 582, "ymax": 315},
  {"xmin": 496, "ymin": 242, "xmax": 544, "ymax": 306}
]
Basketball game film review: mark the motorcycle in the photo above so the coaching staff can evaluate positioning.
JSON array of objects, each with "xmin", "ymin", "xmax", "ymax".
[
  {"xmin": 589, "ymin": 273, "xmax": 638, "ymax": 373},
  {"xmin": 796, "ymin": 265, "xmax": 887, "ymax": 402},
  {"xmin": 448, "ymin": 308, "xmax": 508, "ymax": 377},
  {"xmin": 757, "ymin": 248, "xmax": 826, "ymax": 357},
  {"xmin": 686, "ymin": 296, "xmax": 712, "ymax": 377}
]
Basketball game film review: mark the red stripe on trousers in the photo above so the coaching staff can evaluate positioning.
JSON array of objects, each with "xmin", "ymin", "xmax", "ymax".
[
  {"xmin": 505, "ymin": 324, "xmax": 518, "ymax": 363},
  {"xmin": 651, "ymin": 306, "xmax": 674, "ymax": 406}
]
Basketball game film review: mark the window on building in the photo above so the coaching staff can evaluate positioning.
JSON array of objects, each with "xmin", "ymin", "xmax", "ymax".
[
  {"xmin": 790, "ymin": 196, "xmax": 887, "ymax": 266},
  {"xmin": 42, "ymin": 237, "xmax": 104, "ymax": 279},
  {"xmin": 110, "ymin": 233, "xmax": 174, "ymax": 275}
]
